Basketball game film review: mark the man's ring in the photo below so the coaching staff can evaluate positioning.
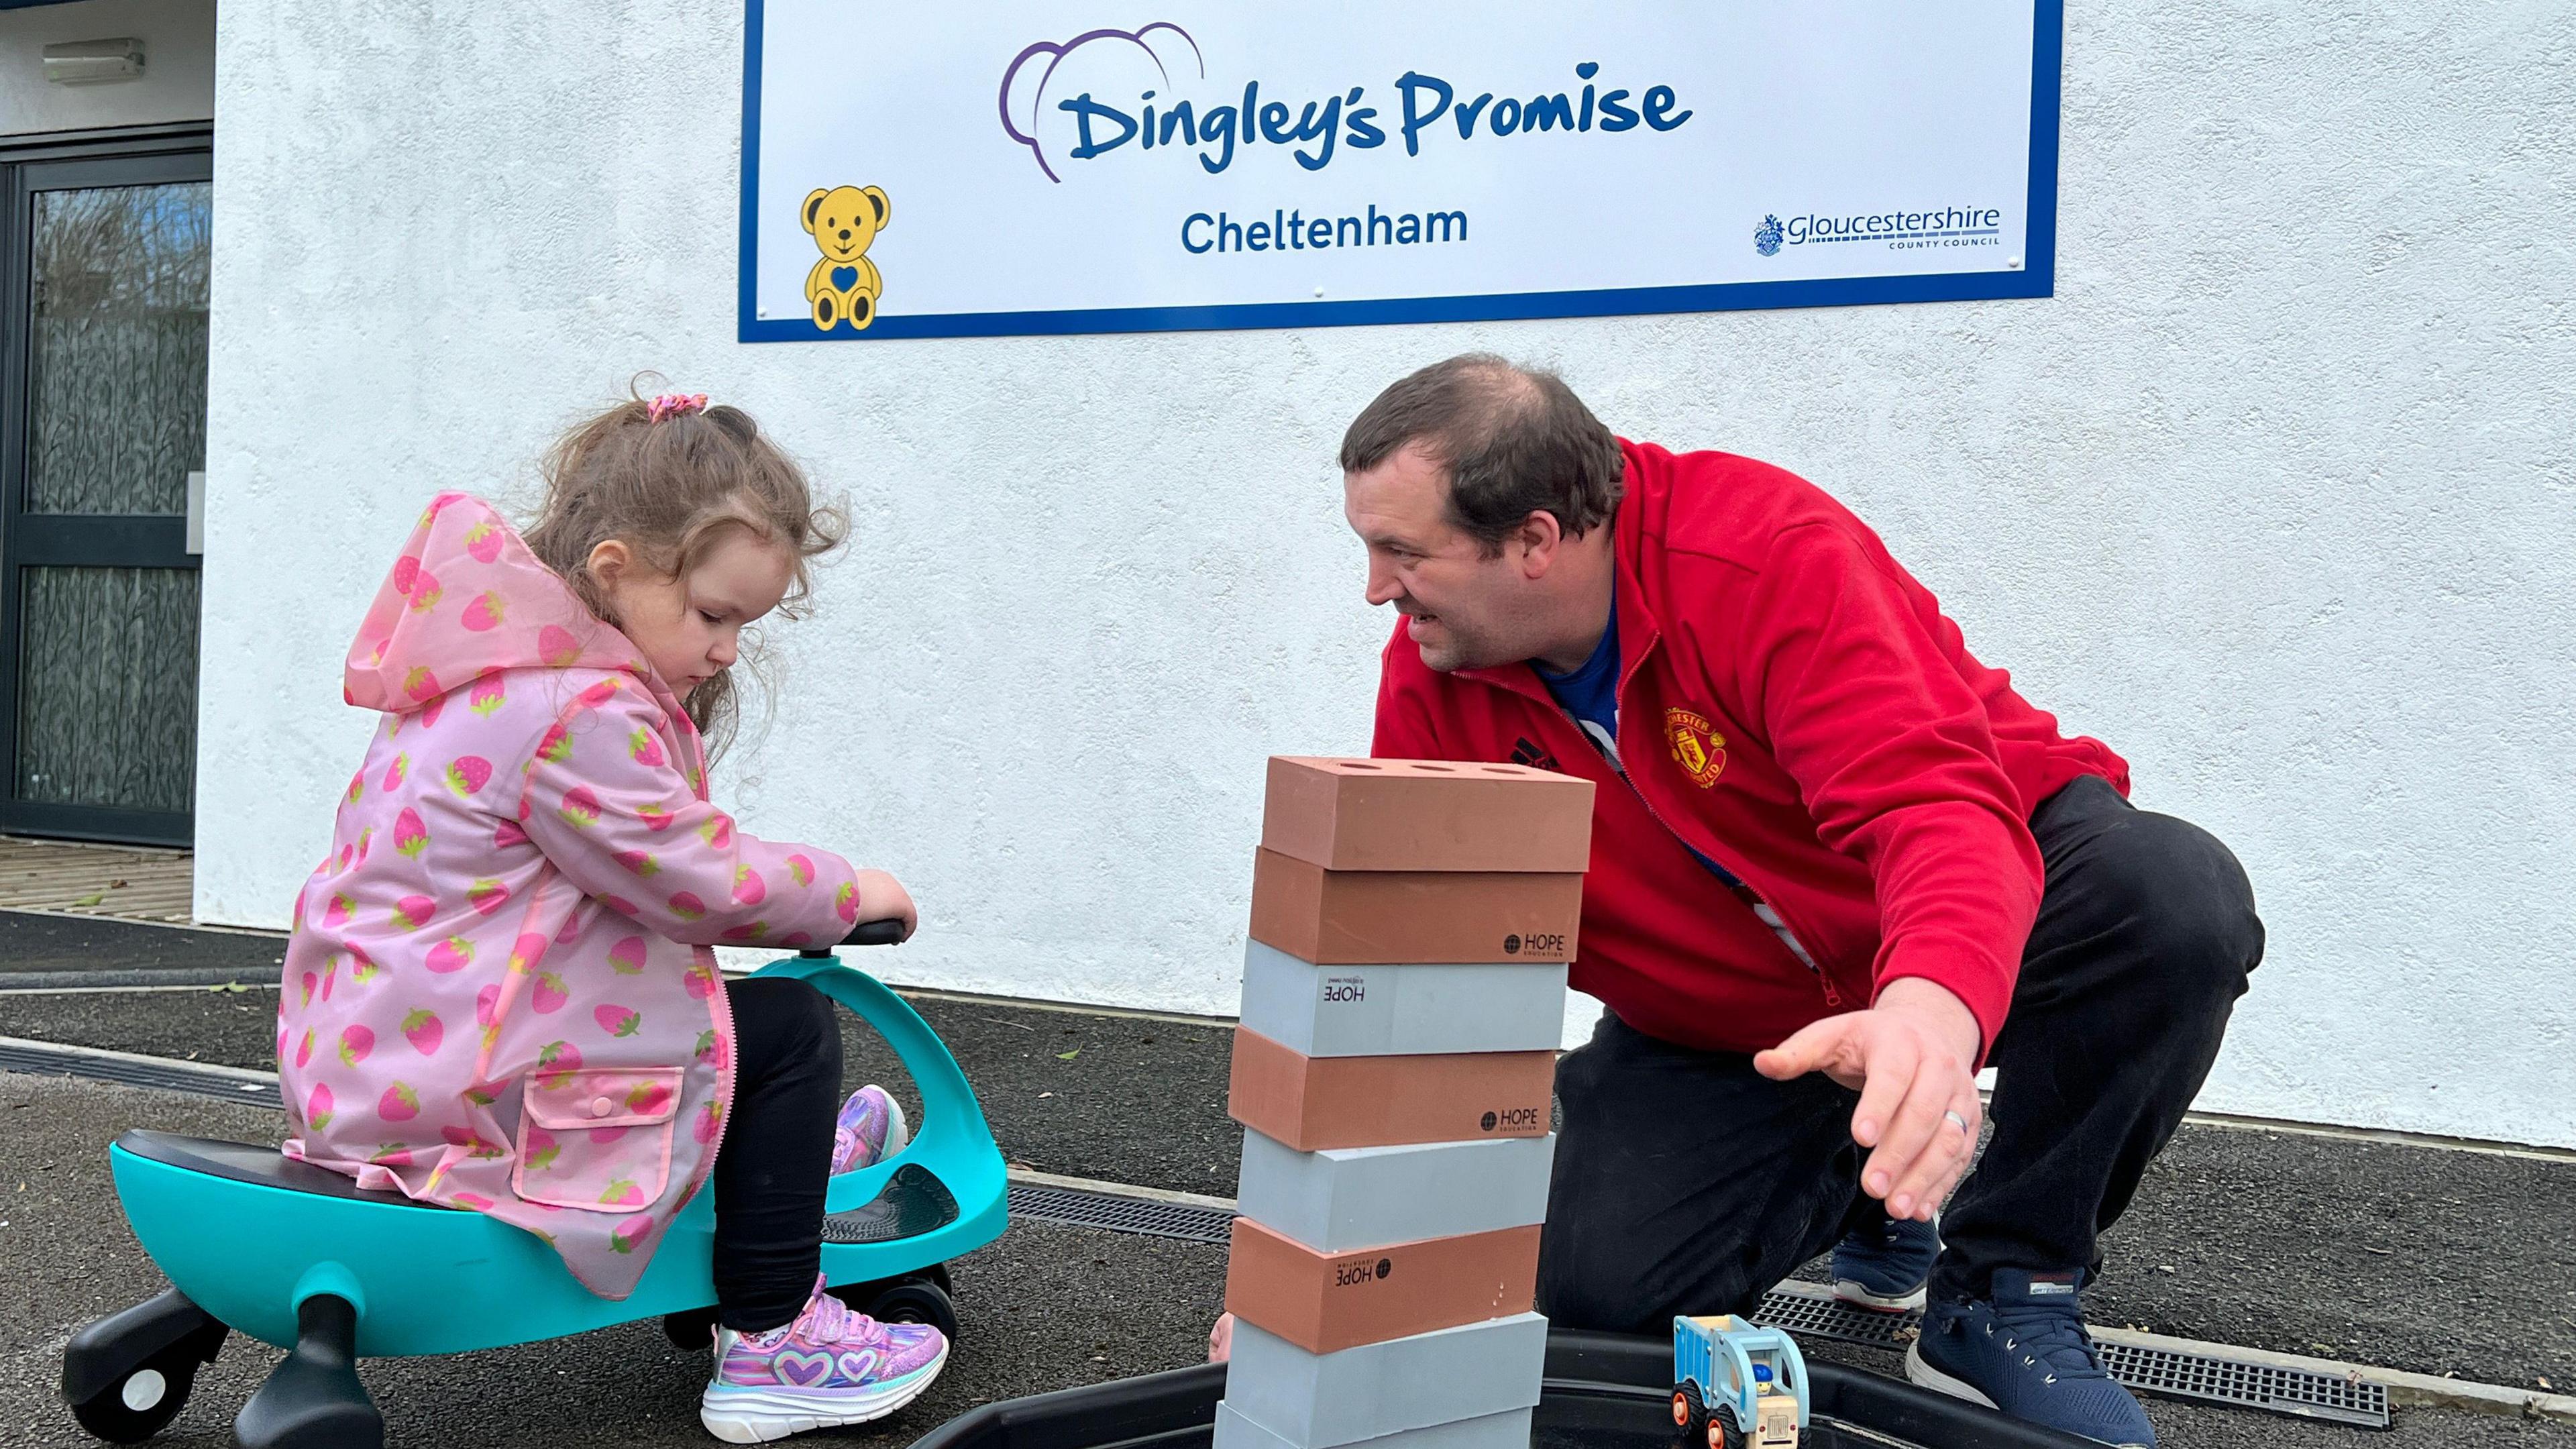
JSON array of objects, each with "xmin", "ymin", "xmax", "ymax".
[{"xmin": 1943, "ymin": 1110, "xmax": 1971, "ymax": 1133}]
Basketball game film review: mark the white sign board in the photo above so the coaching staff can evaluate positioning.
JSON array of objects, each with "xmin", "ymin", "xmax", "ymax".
[{"xmin": 739, "ymin": 1, "xmax": 2060, "ymax": 340}]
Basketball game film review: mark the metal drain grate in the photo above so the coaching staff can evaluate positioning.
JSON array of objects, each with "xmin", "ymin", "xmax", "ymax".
[
  {"xmin": 2098, "ymin": 1338, "xmax": 2389, "ymax": 1428},
  {"xmin": 1754, "ymin": 1281, "xmax": 2390, "ymax": 1430},
  {"xmin": 0, "ymin": 1038, "xmax": 280, "ymax": 1106},
  {"xmin": 1755, "ymin": 1281, "xmax": 1919, "ymax": 1347},
  {"xmin": 1006, "ymin": 1182, "xmax": 1236, "ymax": 1244}
]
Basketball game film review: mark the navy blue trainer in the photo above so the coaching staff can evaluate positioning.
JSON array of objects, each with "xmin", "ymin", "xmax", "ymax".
[
  {"xmin": 1830, "ymin": 1210, "xmax": 1939, "ymax": 1311},
  {"xmin": 1906, "ymin": 1269, "xmax": 2156, "ymax": 1448}
]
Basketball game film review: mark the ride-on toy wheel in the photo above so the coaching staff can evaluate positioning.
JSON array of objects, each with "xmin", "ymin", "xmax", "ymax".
[
  {"xmin": 861, "ymin": 1276, "xmax": 958, "ymax": 1343},
  {"xmin": 1672, "ymin": 1381, "xmax": 1703, "ymax": 1432},
  {"xmin": 1707, "ymin": 1405, "xmax": 1735, "ymax": 1449},
  {"xmin": 61, "ymin": 1287, "xmax": 228, "ymax": 1444}
]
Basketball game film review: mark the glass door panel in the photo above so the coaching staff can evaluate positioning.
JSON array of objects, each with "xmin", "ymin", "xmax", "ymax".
[
  {"xmin": 16, "ymin": 565, "xmax": 199, "ymax": 813},
  {"xmin": 27, "ymin": 180, "xmax": 211, "ymax": 516}
]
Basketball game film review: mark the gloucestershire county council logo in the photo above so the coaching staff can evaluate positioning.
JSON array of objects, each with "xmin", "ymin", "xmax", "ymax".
[
  {"xmin": 1664, "ymin": 707, "xmax": 1727, "ymax": 788},
  {"xmin": 1754, "ymin": 214, "xmax": 1784, "ymax": 257}
]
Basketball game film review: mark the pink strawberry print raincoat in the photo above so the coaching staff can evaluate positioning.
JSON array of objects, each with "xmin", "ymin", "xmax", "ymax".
[{"xmin": 277, "ymin": 493, "xmax": 861, "ymax": 1297}]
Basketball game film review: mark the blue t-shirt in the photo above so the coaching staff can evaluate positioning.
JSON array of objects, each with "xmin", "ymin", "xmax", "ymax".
[{"xmin": 1530, "ymin": 601, "xmax": 1622, "ymax": 756}]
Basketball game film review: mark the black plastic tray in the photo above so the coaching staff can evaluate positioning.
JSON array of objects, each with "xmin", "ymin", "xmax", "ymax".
[{"xmin": 912, "ymin": 1330, "xmax": 2095, "ymax": 1448}]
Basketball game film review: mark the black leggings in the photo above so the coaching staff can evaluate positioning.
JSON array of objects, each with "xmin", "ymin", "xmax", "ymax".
[{"xmin": 712, "ymin": 977, "xmax": 843, "ymax": 1332}]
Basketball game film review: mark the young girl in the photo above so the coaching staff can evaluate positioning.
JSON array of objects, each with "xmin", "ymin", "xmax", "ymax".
[{"xmin": 276, "ymin": 390, "xmax": 943, "ymax": 1443}]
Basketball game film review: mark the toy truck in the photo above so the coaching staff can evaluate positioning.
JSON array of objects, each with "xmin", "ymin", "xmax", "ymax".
[{"xmin": 1672, "ymin": 1314, "xmax": 1809, "ymax": 1449}]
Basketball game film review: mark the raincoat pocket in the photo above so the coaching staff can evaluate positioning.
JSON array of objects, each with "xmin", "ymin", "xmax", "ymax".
[{"xmin": 512, "ymin": 1067, "xmax": 684, "ymax": 1212}]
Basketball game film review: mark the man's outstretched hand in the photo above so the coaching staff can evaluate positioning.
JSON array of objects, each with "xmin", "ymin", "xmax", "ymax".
[{"xmin": 1752, "ymin": 978, "xmax": 1983, "ymax": 1221}]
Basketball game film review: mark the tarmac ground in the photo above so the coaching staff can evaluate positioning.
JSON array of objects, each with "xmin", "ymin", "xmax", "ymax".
[{"xmin": 1, "ymin": 911, "xmax": 2569, "ymax": 1448}]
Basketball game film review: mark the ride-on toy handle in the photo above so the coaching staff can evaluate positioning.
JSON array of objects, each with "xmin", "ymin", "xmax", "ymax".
[{"xmin": 806, "ymin": 917, "xmax": 909, "ymax": 953}]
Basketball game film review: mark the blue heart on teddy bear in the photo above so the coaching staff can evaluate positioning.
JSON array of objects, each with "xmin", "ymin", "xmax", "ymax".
[{"xmin": 830, "ymin": 266, "xmax": 860, "ymax": 292}]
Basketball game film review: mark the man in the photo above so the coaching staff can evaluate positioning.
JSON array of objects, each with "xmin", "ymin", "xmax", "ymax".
[{"xmin": 1340, "ymin": 355, "xmax": 2261, "ymax": 1447}]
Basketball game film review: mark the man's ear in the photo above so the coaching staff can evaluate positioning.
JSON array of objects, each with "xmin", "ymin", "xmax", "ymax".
[{"xmin": 1515, "ymin": 510, "xmax": 1566, "ymax": 578}]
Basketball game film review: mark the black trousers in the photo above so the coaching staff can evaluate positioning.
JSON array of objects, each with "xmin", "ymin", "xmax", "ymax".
[
  {"xmin": 1536, "ymin": 775, "xmax": 2264, "ymax": 1332},
  {"xmin": 712, "ymin": 977, "xmax": 843, "ymax": 1332}
]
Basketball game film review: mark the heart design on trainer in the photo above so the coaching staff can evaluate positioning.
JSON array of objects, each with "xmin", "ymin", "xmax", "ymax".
[{"xmin": 774, "ymin": 1349, "xmax": 836, "ymax": 1387}]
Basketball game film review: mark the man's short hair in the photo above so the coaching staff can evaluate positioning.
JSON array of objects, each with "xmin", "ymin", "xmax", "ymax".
[{"xmin": 1339, "ymin": 354, "xmax": 1625, "ymax": 553}]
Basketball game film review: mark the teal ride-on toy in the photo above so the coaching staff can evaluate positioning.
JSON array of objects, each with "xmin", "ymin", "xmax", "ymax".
[{"xmin": 58, "ymin": 922, "xmax": 1009, "ymax": 1448}]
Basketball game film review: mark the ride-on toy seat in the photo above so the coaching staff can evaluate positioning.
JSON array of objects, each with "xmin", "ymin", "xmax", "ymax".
[{"xmin": 60, "ymin": 926, "xmax": 1008, "ymax": 1448}]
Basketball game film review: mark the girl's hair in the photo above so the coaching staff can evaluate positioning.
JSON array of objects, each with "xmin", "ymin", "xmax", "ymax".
[{"xmin": 521, "ymin": 377, "xmax": 847, "ymax": 761}]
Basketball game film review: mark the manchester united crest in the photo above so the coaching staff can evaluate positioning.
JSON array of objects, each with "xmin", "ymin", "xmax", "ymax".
[{"xmin": 1663, "ymin": 707, "xmax": 1727, "ymax": 788}]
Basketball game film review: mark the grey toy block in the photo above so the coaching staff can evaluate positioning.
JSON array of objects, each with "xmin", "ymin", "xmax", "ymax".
[
  {"xmin": 1236, "ymin": 1130, "xmax": 1555, "ymax": 1253},
  {"xmin": 1214, "ymin": 1405, "xmax": 1536, "ymax": 1449},
  {"xmin": 1216, "ymin": 1312, "xmax": 1546, "ymax": 1448},
  {"xmin": 1238, "ymin": 941, "xmax": 1568, "ymax": 1058}
]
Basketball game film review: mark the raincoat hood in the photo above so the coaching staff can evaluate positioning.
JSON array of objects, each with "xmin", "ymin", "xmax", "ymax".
[{"xmin": 343, "ymin": 494, "xmax": 647, "ymax": 715}]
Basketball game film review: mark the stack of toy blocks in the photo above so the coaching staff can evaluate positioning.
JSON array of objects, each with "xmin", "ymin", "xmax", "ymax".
[{"xmin": 1218, "ymin": 756, "xmax": 1595, "ymax": 1449}]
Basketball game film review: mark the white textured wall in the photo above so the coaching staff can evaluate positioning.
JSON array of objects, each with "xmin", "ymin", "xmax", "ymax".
[
  {"xmin": 196, "ymin": 1, "xmax": 2576, "ymax": 1146},
  {"xmin": 0, "ymin": 0, "xmax": 212, "ymax": 138}
]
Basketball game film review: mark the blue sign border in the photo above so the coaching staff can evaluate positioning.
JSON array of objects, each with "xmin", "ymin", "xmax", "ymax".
[{"xmin": 737, "ymin": 1, "xmax": 2061, "ymax": 343}]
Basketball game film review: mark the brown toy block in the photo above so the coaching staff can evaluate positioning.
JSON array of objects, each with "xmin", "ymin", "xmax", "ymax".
[
  {"xmin": 1227, "ymin": 1027, "xmax": 1554, "ymax": 1151},
  {"xmin": 1248, "ymin": 849, "xmax": 1582, "ymax": 965},
  {"xmin": 1224, "ymin": 1216, "xmax": 1540, "ymax": 1354},
  {"xmin": 1261, "ymin": 757, "xmax": 1594, "ymax": 873}
]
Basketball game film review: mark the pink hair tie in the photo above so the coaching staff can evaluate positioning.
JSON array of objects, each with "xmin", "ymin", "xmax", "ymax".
[{"xmin": 647, "ymin": 392, "xmax": 709, "ymax": 423}]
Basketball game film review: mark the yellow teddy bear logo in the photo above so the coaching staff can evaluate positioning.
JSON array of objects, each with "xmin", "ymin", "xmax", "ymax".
[{"xmin": 802, "ymin": 184, "xmax": 890, "ymax": 331}]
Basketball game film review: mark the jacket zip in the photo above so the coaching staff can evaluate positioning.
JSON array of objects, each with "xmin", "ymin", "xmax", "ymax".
[
  {"xmin": 670, "ymin": 710, "xmax": 735, "ymax": 1223},
  {"xmin": 1481, "ymin": 575, "xmax": 1844, "ymax": 1012},
  {"xmin": 1554, "ymin": 696, "xmax": 1845, "ymax": 1012}
]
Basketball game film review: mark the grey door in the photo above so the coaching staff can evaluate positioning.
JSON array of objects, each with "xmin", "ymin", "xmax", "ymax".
[{"xmin": 0, "ymin": 143, "xmax": 211, "ymax": 846}]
